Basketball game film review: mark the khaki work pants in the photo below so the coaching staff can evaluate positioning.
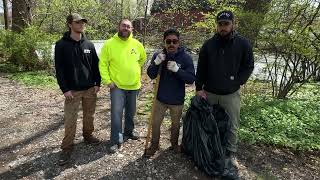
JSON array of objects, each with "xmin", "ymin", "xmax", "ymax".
[
  {"xmin": 61, "ymin": 87, "xmax": 97, "ymax": 150},
  {"xmin": 150, "ymin": 99, "xmax": 183, "ymax": 148}
]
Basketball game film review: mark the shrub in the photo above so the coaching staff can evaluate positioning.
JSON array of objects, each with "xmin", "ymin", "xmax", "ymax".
[{"xmin": 0, "ymin": 27, "xmax": 58, "ymax": 71}]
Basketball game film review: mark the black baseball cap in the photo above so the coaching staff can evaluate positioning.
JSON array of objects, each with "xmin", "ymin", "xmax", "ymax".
[
  {"xmin": 216, "ymin": 10, "xmax": 234, "ymax": 22},
  {"xmin": 66, "ymin": 13, "xmax": 88, "ymax": 24}
]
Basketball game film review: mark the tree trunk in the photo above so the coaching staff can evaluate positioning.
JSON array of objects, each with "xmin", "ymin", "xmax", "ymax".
[
  {"xmin": 12, "ymin": 0, "xmax": 33, "ymax": 32},
  {"xmin": 121, "ymin": 0, "xmax": 124, "ymax": 19},
  {"xmin": 143, "ymin": 0, "xmax": 149, "ymax": 46},
  {"xmin": 3, "ymin": 0, "xmax": 9, "ymax": 29}
]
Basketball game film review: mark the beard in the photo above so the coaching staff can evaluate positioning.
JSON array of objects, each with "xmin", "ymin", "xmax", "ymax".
[
  {"xmin": 118, "ymin": 30, "xmax": 131, "ymax": 38},
  {"xmin": 218, "ymin": 30, "xmax": 232, "ymax": 38}
]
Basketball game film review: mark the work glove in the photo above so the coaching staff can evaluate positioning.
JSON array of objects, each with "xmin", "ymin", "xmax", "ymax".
[
  {"xmin": 167, "ymin": 61, "xmax": 179, "ymax": 72},
  {"xmin": 154, "ymin": 53, "xmax": 166, "ymax": 65}
]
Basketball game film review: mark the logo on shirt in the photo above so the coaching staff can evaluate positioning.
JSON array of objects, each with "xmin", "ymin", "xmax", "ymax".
[
  {"xmin": 130, "ymin": 48, "xmax": 137, "ymax": 54},
  {"xmin": 84, "ymin": 49, "xmax": 91, "ymax": 54}
]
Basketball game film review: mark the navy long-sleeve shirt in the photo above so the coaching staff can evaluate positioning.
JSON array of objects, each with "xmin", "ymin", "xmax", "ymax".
[{"xmin": 147, "ymin": 48, "xmax": 196, "ymax": 105}]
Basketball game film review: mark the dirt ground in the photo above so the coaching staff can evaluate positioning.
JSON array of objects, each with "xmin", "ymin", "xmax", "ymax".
[{"xmin": 0, "ymin": 74, "xmax": 319, "ymax": 180}]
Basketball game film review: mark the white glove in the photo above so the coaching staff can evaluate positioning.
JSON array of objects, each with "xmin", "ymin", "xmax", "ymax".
[
  {"xmin": 154, "ymin": 53, "xmax": 166, "ymax": 65},
  {"xmin": 167, "ymin": 61, "xmax": 179, "ymax": 72}
]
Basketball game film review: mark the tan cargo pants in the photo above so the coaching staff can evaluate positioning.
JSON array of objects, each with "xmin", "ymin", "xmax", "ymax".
[
  {"xmin": 61, "ymin": 87, "xmax": 97, "ymax": 150},
  {"xmin": 150, "ymin": 99, "xmax": 183, "ymax": 148}
]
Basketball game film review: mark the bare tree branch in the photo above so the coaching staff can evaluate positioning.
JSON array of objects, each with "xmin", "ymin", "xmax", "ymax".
[{"xmin": 301, "ymin": 3, "xmax": 320, "ymax": 33}]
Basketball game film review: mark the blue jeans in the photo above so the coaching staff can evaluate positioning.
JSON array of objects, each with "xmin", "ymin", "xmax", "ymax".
[{"xmin": 110, "ymin": 87, "xmax": 139, "ymax": 144}]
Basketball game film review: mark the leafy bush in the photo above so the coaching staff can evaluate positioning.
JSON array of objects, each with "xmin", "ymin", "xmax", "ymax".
[
  {"xmin": 182, "ymin": 82, "xmax": 320, "ymax": 151},
  {"xmin": 0, "ymin": 62, "xmax": 22, "ymax": 73},
  {"xmin": 0, "ymin": 27, "xmax": 58, "ymax": 71},
  {"xmin": 240, "ymin": 83, "xmax": 320, "ymax": 150}
]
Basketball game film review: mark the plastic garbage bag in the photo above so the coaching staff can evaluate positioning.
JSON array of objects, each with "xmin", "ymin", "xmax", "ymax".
[{"xmin": 182, "ymin": 96, "xmax": 230, "ymax": 177}]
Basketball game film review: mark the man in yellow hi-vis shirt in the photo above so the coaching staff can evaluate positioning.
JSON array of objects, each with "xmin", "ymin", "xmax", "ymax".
[{"xmin": 99, "ymin": 19, "xmax": 146, "ymax": 153}]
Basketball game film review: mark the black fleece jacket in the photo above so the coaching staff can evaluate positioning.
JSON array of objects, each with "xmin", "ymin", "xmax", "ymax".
[
  {"xmin": 54, "ymin": 32, "xmax": 101, "ymax": 93},
  {"xmin": 195, "ymin": 32, "xmax": 254, "ymax": 95}
]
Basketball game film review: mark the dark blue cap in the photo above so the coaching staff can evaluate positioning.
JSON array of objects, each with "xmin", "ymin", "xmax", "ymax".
[{"xmin": 216, "ymin": 10, "xmax": 234, "ymax": 22}]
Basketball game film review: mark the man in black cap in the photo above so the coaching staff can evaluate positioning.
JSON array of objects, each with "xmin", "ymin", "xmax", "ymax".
[
  {"xmin": 55, "ymin": 13, "xmax": 101, "ymax": 165},
  {"xmin": 195, "ymin": 10, "xmax": 254, "ymax": 179}
]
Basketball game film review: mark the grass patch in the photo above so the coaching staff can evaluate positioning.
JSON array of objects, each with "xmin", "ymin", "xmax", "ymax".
[
  {"xmin": 0, "ymin": 62, "xmax": 22, "ymax": 73},
  {"xmin": 240, "ymin": 83, "xmax": 320, "ymax": 151},
  {"xmin": 181, "ymin": 82, "xmax": 320, "ymax": 151},
  {"xmin": 8, "ymin": 71, "xmax": 57, "ymax": 88},
  {"xmin": 137, "ymin": 81, "xmax": 320, "ymax": 151}
]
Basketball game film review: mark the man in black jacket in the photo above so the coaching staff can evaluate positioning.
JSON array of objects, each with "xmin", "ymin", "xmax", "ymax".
[
  {"xmin": 196, "ymin": 10, "xmax": 254, "ymax": 178},
  {"xmin": 145, "ymin": 29, "xmax": 196, "ymax": 157},
  {"xmin": 55, "ymin": 13, "xmax": 101, "ymax": 166}
]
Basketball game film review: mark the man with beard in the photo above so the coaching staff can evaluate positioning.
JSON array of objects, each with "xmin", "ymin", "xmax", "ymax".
[
  {"xmin": 145, "ymin": 29, "xmax": 195, "ymax": 157},
  {"xmin": 195, "ymin": 10, "xmax": 254, "ymax": 179},
  {"xmin": 55, "ymin": 13, "xmax": 101, "ymax": 165},
  {"xmin": 99, "ymin": 19, "xmax": 147, "ymax": 153}
]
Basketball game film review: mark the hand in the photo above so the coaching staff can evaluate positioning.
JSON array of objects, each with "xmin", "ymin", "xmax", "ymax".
[
  {"xmin": 94, "ymin": 86, "xmax": 100, "ymax": 93},
  {"xmin": 64, "ymin": 91, "xmax": 74, "ymax": 100},
  {"xmin": 196, "ymin": 90, "xmax": 207, "ymax": 99},
  {"xmin": 154, "ymin": 53, "xmax": 166, "ymax": 65},
  {"xmin": 167, "ymin": 61, "xmax": 179, "ymax": 72},
  {"xmin": 108, "ymin": 82, "xmax": 116, "ymax": 90}
]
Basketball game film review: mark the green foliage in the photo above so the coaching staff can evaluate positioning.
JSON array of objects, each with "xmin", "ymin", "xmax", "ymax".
[
  {"xmin": 236, "ymin": 10, "xmax": 265, "ymax": 44},
  {"xmin": 32, "ymin": 0, "xmax": 148, "ymax": 40},
  {"xmin": 33, "ymin": 0, "xmax": 113, "ymax": 39},
  {"xmin": 0, "ymin": 27, "xmax": 58, "ymax": 71},
  {"xmin": 0, "ymin": 62, "xmax": 22, "ymax": 73},
  {"xmin": 240, "ymin": 83, "xmax": 320, "ymax": 150},
  {"xmin": 8, "ymin": 71, "xmax": 57, "ymax": 88},
  {"xmin": 180, "ymin": 82, "xmax": 320, "ymax": 151},
  {"xmin": 255, "ymin": 0, "xmax": 320, "ymax": 99}
]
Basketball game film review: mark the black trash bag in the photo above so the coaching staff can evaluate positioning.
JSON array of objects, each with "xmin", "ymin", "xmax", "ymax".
[{"xmin": 182, "ymin": 96, "xmax": 230, "ymax": 177}]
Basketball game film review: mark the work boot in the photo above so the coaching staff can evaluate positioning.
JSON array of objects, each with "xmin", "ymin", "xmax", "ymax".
[
  {"xmin": 84, "ymin": 135, "xmax": 101, "ymax": 145},
  {"xmin": 144, "ymin": 145, "xmax": 159, "ymax": 158},
  {"xmin": 108, "ymin": 143, "xmax": 121, "ymax": 154},
  {"xmin": 221, "ymin": 150, "xmax": 240, "ymax": 180},
  {"xmin": 58, "ymin": 150, "xmax": 72, "ymax": 166},
  {"xmin": 225, "ymin": 150, "xmax": 239, "ymax": 168},
  {"xmin": 124, "ymin": 133, "xmax": 140, "ymax": 140},
  {"xmin": 169, "ymin": 145, "xmax": 181, "ymax": 154},
  {"xmin": 221, "ymin": 168, "xmax": 240, "ymax": 180}
]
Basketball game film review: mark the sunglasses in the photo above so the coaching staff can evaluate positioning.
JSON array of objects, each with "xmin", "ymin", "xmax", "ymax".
[
  {"xmin": 165, "ymin": 39, "xmax": 179, "ymax": 45},
  {"xmin": 73, "ymin": 21, "xmax": 85, "ymax": 24}
]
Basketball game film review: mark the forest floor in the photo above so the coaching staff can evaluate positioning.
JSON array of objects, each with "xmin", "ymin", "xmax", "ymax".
[{"xmin": 0, "ymin": 74, "xmax": 319, "ymax": 180}]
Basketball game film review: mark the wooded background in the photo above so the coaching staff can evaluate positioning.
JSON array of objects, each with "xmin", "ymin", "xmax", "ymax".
[{"xmin": 0, "ymin": 0, "xmax": 319, "ymax": 99}]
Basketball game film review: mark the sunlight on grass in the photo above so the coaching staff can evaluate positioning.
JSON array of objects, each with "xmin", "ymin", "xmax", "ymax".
[{"xmin": 8, "ymin": 71, "xmax": 57, "ymax": 88}]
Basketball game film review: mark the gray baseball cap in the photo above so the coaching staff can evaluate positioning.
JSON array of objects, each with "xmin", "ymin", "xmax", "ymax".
[{"xmin": 66, "ymin": 13, "xmax": 88, "ymax": 24}]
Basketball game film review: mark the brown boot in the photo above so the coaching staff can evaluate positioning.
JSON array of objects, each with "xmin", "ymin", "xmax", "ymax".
[
  {"xmin": 58, "ymin": 150, "xmax": 72, "ymax": 166},
  {"xmin": 84, "ymin": 136, "xmax": 101, "ymax": 145},
  {"xmin": 144, "ymin": 145, "xmax": 159, "ymax": 158},
  {"xmin": 169, "ymin": 145, "xmax": 181, "ymax": 153}
]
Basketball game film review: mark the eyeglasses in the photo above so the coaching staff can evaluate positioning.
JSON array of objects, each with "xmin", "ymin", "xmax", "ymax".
[{"xmin": 165, "ymin": 39, "xmax": 179, "ymax": 45}]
